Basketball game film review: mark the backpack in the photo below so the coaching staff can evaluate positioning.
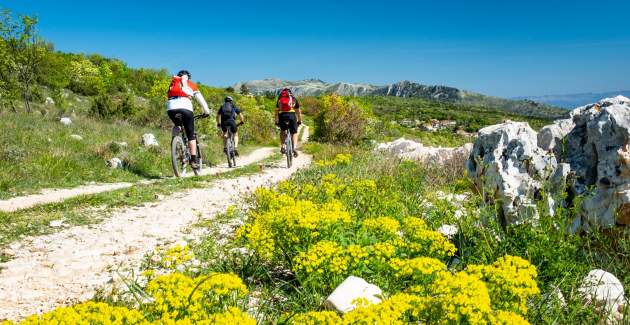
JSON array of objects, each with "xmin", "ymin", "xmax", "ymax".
[
  {"xmin": 278, "ymin": 90, "xmax": 295, "ymax": 112},
  {"xmin": 167, "ymin": 76, "xmax": 197, "ymax": 98},
  {"xmin": 220, "ymin": 102, "xmax": 237, "ymax": 120}
]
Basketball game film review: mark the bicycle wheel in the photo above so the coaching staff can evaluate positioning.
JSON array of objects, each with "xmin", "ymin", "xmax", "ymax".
[
  {"xmin": 285, "ymin": 132, "xmax": 293, "ymax": 168},
  {"xmin": 171, "ymin": 136, "xmax": 188, "ymax": 177},
  {"xmin": 193, "ymin": 142, "xmax": 202, "ymax": 176},
  {"xmin": 226, "ymin": 133, "xmax": 234, "ymax": 168}
]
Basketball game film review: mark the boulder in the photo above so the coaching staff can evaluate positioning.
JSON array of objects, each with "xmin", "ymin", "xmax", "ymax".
[
  {"xmin": 566, "ymin": 96, "xmax": 630, "ymax": 228},
  {"xmin": 59, "ymin": 117, "xmax": 72, "ymax": 125},
  {"xmin": 578, "ymin": 269, "xmax": 626, "ymax": 321},
  {"xmin": 324, "ymin": 276, "xmax": 382, "ymax": 313},
  {"xmin": 70, "ymin": 134, "xmax": 83, "ymax": 141},
  {"xmin": 107, "ymin": 157, "xmax": 123, "ymax": 169},
  {"xmin": 467, "ymin": 121, "xmax": 556, "ymax": 225},
  {"xmin": 141, "ymin": 133, "xmax": 159, "ymax": 147},
  {"xmin": 376, "ymin": 138, "xmax": 472, "ymax": 165},
  {"xmin": 537, "ymin": 118, "xmax": 574, "ymax": 159},
  {"xmin": 44, "ymin": 97, "xmax": 55, "ymax": 106}
]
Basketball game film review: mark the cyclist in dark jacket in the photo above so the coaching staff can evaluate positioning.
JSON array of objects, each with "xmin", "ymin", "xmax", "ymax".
[{"xmin": 216, "ymin": 96, "xmax": 245, "ymax": 156}]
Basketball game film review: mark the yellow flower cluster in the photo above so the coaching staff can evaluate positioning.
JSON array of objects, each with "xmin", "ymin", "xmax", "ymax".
[
  {"xmin": 290, "ymin": 310, "xmax": 342, "ymax": 324},
  {"xmin": 428, "ymin": 271, "xmax": 493, "ymax": 324},
  {"xmin": 157, "ymin": 244, "xmax": 194, "ymax": 269},
  {"xmin": 398, "ymin": 217, "xmax": 457, "ymax": 259},
  {"xmin": 361, "ymin": 216, "xmax": 400, "ymax": 237},
  {"xmin": 293, "ymin": 241, "xmax": 348, "ymax": 275},
  {"xmin": 18, "ymin": 302, "xmax": 145, "ymax": 324},
  {"xmin": 467, "ymin": 255, "xmax": 540, "ymax": 314},
  {"xmin": 489, "ymin": 310, "xmax": 530, "ymax": 325},
  {"xmin": 145, "ymin": 272, "xmax": 248, "ymax": 322},
  {"xmin": 389, "ymin": 257, "xmax": 446, "ymax": 281},
  {"xmin": 315, "ymin": 153, "xmax": 353, "ymax": 167}
]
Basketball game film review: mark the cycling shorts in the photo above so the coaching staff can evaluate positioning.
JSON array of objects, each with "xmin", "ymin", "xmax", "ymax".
[
  {"xmin": 279, "ymin": 112, "xmax": 298, "ymax": 135},
  {"xmin": 168, "ymin": 109, "xmax": 196, "ymax": 141},
  {"xmin": 221, "ymin": 119, "xmax": 238, "ymax": 133}
]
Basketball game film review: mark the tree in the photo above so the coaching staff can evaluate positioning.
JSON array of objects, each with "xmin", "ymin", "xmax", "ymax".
[
  {"xmin": 225, "ymin": 86, "xmax": 235, "ymax": 93},
  {"xmin": 0, "ymin": 9, "xmax": 45, "ymax": 112},
  {"xmin": 240, "ymin": 84, "xmax": 250, "ymax": 95},
  {"xmin": 68, "ymin": 57, "xmax": 104, "ymax": 96}
]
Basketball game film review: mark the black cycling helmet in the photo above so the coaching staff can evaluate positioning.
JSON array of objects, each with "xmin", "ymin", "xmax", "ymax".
[
  {"xmin": 225, "ymin": 96, "xmax": 233, "ymax": 102},
  {"xmin": 177, "ymin": 70, "xmax": 191, "ymax": 79}
]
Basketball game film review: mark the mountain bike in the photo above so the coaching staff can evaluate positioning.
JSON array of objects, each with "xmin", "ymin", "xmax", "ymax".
[
  {"xmin": 223, "ymin": 122, "xmax": 243, "ymax": 168},
  {"xmin": 171, "ymin": 114, "xmax": 207, "ymax": 177},
  {"xmin": 280, "ymin": 121, "xmax": 294, "ymax": 168}
]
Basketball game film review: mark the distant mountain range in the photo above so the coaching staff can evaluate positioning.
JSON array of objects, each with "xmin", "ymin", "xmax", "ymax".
[
  {"xmin": 514, "ymin": 91, "xmax": 630, "ymax": 109},
  {"xmin": 234, "ymin": 79, "xmax": 568, "ymax": 119}
]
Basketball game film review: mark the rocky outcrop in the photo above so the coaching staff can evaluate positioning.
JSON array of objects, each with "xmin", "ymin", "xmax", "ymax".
[
  {"xmin": 566, "ymin": 96, "xmax": 630, "ymax": 228},
  {"xmin": 467, "ymin": 121, "xmax": 556, "ymax": 225},
  {"xmin": 538, "ymin": 118, "xmax": 573, "ymax": 159},
  {"xmin": 373, "ymin": 81, "xmax": 461, "ymax": 100},
  {"xmin": 376, "ymin": 138, "xmax": 472, "ymax": 165}
]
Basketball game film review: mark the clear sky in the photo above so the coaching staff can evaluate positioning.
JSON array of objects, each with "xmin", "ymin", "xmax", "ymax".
[{"xmin": 4, "ymin": 0, "xmax": 630, "ymax": 97}]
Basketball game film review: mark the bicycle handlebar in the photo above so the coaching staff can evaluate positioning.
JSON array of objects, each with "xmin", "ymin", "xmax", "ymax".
[{"xmin": 194, "ymin": 114, "xmax": 209, "ymax": 120}]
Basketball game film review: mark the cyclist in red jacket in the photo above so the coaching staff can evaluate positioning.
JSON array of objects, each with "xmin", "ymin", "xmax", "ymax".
[
  {"xmin": 275, "ymin": 88, "xmax": 302, "ymax": 157},
  {"xmin": 166, "ymin": 70, "xmax": 211, "ymax": 169}
]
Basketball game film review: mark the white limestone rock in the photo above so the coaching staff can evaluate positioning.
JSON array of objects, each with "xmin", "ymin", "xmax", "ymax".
[
  {"xmin": 324, "ymin": 276, "xmax": 382, "ymax": 313},
  {"xmin": 141, "ymin": 133, "xmax": 159, "ymax": 147},
  {"xmin": 376, "ymin": 138, "xmax": 472, "ymax": 165},
  {"xmin": 59, "ymin": 117, "xmax": 72, "ymax": 125},
  {"xmin": 466, "ymin": 121, "xmax": 556, "ymax": 225},
  {"xmin": 70, "ymin": 134, "xmax": 83, "ymax": 141},
  {"xmin": 578, "ymin": 269, "xmax": 626, "ymax": 321},
  {"xmin": 107, "ymin": 157, "xmax": 123, "ymax": 169}
]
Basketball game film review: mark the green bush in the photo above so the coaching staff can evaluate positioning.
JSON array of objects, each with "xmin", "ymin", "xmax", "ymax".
[{"xmin": 313, "ymin": 94, "xmax": 369, "ymax": 144}]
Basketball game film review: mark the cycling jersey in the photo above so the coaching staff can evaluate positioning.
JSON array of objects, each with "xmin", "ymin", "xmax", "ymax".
[{"xmin": 166, "ymin": 75, "xmax": 210, "ymax": 114}]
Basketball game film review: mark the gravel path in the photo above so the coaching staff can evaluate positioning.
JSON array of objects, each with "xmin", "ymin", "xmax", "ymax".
[
  {"xmin": 0, "ymin": 127, "xmax": 310, "ymax": 321},
  {"xmin": 0, "ymin": 147, "xmax": 276, "ymax": 213}
]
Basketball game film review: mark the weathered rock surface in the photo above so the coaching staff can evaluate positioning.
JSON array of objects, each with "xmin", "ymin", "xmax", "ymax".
[
  {"xmin": 69, "ymin": 134, "xmax": 83, "ymax": 141},
  {"xmin": 141, "ymin": 133, "xmax": 159, "ymax": 147},
  {"xmin": 59, "ymin": 117, "xmax": 72, "ymax": 125},
  {"xmin": 467, "ymin": 121, "xmax": 556, "ymax": 225},
  {"xmin": 538, "ymin": 118, "xmax": 573, "ymax": 159},
  {"xmin": 324, "ymin": 276, "xmax": 382, "ymax": 313},
  {"xmin": 107, "ymin": 157, "xmax": 123, "ymax": 169},
  {"xmin": 566, "ymin": 96, "xmax": 630, "ymax": 228},
  {"xmin": 376, "ymin": 138, "xmax": 472, "ymax": 165},
  {"xmin": 578, "ymin": 269, "xmax": 626, "ymax": 322}
]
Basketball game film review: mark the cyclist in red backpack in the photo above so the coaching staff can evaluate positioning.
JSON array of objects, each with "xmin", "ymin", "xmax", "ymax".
[
  {"xmin": 166, "ymin": 70, "xmax": 211, "ymax": 169},
  {"xmin": 275, "ymin": 88, "xmax": 302, "ymax": 157}
]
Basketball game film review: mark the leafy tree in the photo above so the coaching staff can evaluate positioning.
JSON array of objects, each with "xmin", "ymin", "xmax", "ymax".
[
  {"xmin": 0, "ymin": 9, "xmax": 45, "ymax": 112},
  {"xmin": 240, "ymin": 84, "xmax": 250, "ymax": 95},
  {"xmin": 225, "ymin": 86, "xmax": 235, "ymax": 93},
  {"xmin": 69, "ymin": 57, "xmax": 104, "ymax": 96}
]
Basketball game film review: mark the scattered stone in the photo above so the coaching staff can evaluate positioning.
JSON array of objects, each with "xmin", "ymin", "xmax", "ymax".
[
  {"xmin": 376, "ymin": 138, "xmax": 472, "ymax": 165},
  {"xmin": 44, "ymin": 97, "xmax": 55, "ymax": 106},
  {"xmin": 107, "ymin": 157, "xmax": 123, "ymax": 169},
  {"xmin": 49, "ymin": 220, "xmax": 64, "ymax": 228},
  {"xmin": 59, "ymin": 117, "xmax": 72, "ymax": 125},
  {"xmin": 467, "ymin": 121, "xmax": 556, "ymax": 225},
  {"xmin": 437, "ymin": 224, "xmax": 458, "ymax": 239},
  {"xmin": 154, "ymin": 194, "xmax": 164, "ymax": 200},
  {"xmin": 116, "ymin": 142, "xmax": 128, "ymax": 148},
  {"xmin": 2, "ymin": 248, "xmax": 15, "ymax": 257},
  {"xmin": 141, "ymin": 133, "xmax": 159, "ymax": 147},
  {"xmin": 324, "ymin": 276, "xmax": 382, "ymax": 313},
  {"xmin": 70, "ymin": 134, "xmax": 83, "ymax": 141},
  {"xmin": 578, "ymin": 269, "xmax": 626, "ymax": 321}
]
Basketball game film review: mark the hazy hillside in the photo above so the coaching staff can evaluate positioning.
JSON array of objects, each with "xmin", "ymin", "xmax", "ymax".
[
  {"xmin": 235, "ymin": 79, "xmax": 568, "ymax": 119},
  {"xmin": 515, "ymin": 90, "xmax": 630, "ymax": 108}
]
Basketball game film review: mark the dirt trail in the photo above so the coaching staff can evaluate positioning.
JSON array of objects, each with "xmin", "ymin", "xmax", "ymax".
[
  {"xmin": 0, "ymin": 126, "xmax": 311, "ymax": 321},
  {"xmin": 0, "ymin": 147, "xmax": 276, "ymax": 213}
]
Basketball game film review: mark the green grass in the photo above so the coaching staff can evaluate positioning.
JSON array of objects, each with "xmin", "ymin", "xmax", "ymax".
[{"xmin": 0, "ymin": 111, "xmax": 257, "ymax": 199}]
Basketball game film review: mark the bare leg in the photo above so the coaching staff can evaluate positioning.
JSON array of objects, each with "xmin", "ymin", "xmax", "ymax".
[
  {"xmin": 189, "ymin": 139, "xmax": 197, "ymax": 156},
  {"xmin": 280, "ymin": 132, "xmax": 286, "ymax": 149},
  {"xmin": 234, "ymin": 132, "xmax": 239, "ymax": 148}
]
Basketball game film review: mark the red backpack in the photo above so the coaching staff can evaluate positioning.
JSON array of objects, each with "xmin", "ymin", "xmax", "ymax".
[
  {"xmin": 167, "ymin": 76, "xmax": 197, "ymax": 98},
  {"xmin": 278, "ymin": 89, "xmax": 295, "ymax": 112}
]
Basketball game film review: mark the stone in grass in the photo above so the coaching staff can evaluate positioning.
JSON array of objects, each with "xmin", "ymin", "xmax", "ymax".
[
  {"xmin": 49, "ymin": 220, "xmax": 64, "ymax": 228},
  {"xmin": 324, "ymin": 276, "xmax": 382, "ymax": 313},
  {"xmin": 141, "ymin": 133, "xmax": 159, "ymax": 147},
  {"xmin": 578, "ymin": 269, "xmax": 627, "ymax": 321},
  {"xmin": 59, "ymin": 117, "xmax": 72, "ymax": 125},
  {"xmin": 70, "ymin": 134, "xmax": 83, "ymax": 140},
  {"xmin": 107, "ymin": 157, "xmax": 123, "ymax": 169}
]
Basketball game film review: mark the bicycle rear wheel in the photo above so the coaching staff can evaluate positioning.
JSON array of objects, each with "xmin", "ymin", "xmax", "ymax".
[
  {"xmin": 226, "ymin": 134, "xmax": 235, "ymax": 168},
  {"xmin": 193, "ymin": 143, "xmax": 202, "ymax": 176},
  {"xmin": 285, "ymin": 132, "xmax": 293, "ymax": 168},
  {"xmin": 171, "ymin": 136, "xmax": 188, "ymax": 177}
]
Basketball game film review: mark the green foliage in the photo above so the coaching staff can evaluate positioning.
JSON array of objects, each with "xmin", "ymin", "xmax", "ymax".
[{"xmin": 313, "ymin": 94, "xmax": 369, "ymax": 144}]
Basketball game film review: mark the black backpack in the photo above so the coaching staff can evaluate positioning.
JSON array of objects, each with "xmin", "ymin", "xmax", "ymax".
[{"xmin": 220, "ymin": 102, "xmax": 237, "ymax": 121}]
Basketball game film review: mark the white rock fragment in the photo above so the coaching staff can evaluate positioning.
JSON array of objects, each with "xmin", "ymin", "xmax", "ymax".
[
  {"xmin": 45, "ymin": 97, "xmax": 55, "ymax": 106},
  {"xmin": 324, "ymin": 276, "xmax": 382, "ymax": 314},
  {"xmin": 59, "ymin": 117, "xmax": 72, "ymax": 125},
  {"xmin": 437, "ymin": 224, "xmax": 458, "ymax": 239},
  {"xmin": 141, "ymin": 133, "xmax": 159, "ymax": 147},
  {"xmin": 578, "ymin": 269, "xmax": 626, "ymax": 321},
  {"xmin": 376, "ymin": 138, "xmax": 472, "ymax": 165},
  {"xmin": 70, "ymin": 134, "xmax": 83, "ymax": 141},
  {"xmin": 49, "ymin": 220, "xmax": 64, "ymax": 228},
  {"xmin": 107, "ymin": 157, "xmax": 123, "ymax": 169}
]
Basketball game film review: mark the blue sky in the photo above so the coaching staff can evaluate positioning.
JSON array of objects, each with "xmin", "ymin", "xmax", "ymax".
[{"xmin": 4, "ymin": 0, "xmax": 630, "ymax": 97}]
